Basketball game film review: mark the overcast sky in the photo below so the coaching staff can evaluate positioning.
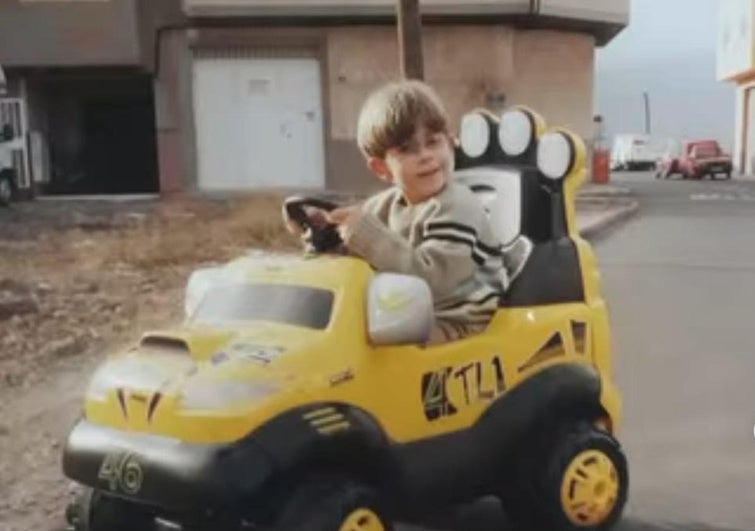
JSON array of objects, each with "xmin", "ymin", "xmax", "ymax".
[{"xmin": 596, "ymin": 0, "xmax": 736, "ymax": 149}]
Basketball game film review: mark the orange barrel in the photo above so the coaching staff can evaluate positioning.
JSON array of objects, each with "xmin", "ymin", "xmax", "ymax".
[{"xmin": 592, "ymin": 148, "xmax": 610, "ymax": 184}]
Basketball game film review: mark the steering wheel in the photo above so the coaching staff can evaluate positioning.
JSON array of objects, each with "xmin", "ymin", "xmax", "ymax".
[{"xmin": 283, "ymin": 196, "xmax": 343, "ymax": 253}]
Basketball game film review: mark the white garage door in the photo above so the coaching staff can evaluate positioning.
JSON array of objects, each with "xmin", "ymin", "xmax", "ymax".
[{"xmin": 193, "ymin": 55, "xmax": 325, "ymax": 190}]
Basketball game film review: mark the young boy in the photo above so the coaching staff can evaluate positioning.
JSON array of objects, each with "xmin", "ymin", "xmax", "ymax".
[{"xmin": 290, "ymin": 80, "xmax": 507, "ymax": 343}]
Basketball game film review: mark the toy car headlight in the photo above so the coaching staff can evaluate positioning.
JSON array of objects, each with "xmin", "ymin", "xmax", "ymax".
[
  {"xmin": 86, "ymin": 364, "xmax": 121, "ymax": 401},
  {"xmin": 460, "ymin": 111, "xmax": 497, "ymax": 158},
  {"xmin": 180, "ymin": 380, "xmax": 278, "ymax": 411},
  {"xmin": 537, "ymin": 132, "xmax": 576, "ymax": 180},
  {"xmin": 498, "ymin": 108, "xmax": 537, "ymax": 156}
]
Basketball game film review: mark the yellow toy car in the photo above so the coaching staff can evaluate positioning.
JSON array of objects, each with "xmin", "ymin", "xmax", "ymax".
[{"xmin": 63, "ymin": 107, "xmax": 628, "ymax": 531}]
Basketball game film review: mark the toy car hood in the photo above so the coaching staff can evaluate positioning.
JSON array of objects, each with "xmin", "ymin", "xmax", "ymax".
[{"xmin": 81, "ymin": 321, "xmax": 340, "ymax": 442}]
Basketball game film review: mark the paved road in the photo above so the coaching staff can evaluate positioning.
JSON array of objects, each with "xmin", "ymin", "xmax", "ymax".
[{"xmin": 404, "ymin": 172, "xmax": 755, "ymax": 531}]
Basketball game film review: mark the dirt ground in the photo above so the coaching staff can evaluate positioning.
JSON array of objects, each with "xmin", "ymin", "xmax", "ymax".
[{"xmin": 0, "ymin": 195, "xmax": 297, "ymax": 531}]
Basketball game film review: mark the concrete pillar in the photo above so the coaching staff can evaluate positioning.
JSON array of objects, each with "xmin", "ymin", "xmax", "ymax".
[
  {"xmin": 153, "ymin": 28, "xmax": 196, "ymax": 194},
  {"xmin": 734, "ymin": 85, "xmax": 745, "ymax": 175}
]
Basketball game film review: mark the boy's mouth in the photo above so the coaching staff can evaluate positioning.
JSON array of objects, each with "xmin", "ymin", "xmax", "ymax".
[{"xmin": 417, "ymin": 168, "xmax": 441, "ymax": 179}]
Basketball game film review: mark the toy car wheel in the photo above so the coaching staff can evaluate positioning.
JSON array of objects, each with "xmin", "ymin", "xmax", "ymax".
[
  {"xmin": 275, "ymin": 476, "xmax": 392, "ymax": 531},
  {"xmin": 66, "ymin": 487, "xmax": 153, "ymax": 531},
  {"xmin": 535, "ymin": 423, "xmax": 628, "ymax": 531}
]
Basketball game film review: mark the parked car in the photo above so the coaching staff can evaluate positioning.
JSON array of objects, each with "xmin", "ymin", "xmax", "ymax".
[
  {"xmin": 656, "ymin": 140, "xmax": 732, "ymax": 180},
  {"xmin": 611, "ymin": 134, "xmax": 669, "ymax": 171}
]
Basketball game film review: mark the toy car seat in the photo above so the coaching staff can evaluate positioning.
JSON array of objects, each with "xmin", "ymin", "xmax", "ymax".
[{"xmin": 454, "ymin": 107, "xmax": 585, "ymax": 307}]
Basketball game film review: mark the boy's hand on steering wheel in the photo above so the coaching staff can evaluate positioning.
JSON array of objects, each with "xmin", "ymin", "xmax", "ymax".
[
  {"xmin": 282, "ymin": 196, "xmax": 345, "ymax": 253},
  {"xmin": 325, "ymin": 205, "xmax": 359, "ymax": 224},
  {"xmin": 325, "ymin": 205, "xmax": 363, "ymax": 240}
]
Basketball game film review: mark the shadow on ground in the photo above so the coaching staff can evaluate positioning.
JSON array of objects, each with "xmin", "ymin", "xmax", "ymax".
[{"xmin": 398, "ymin": 498, "xmax": 749, "ymax": 531}]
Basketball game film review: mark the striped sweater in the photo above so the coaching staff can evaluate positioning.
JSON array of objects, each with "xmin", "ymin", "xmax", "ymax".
[{"xmin": 344, "ymin": 183, "xmax": 508, "ymax": 325}]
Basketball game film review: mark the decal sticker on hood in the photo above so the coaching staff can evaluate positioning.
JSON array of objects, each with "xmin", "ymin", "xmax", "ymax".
[{"xmin": 231, "ymin": 343, "xmax": 285, "ymax": 365}]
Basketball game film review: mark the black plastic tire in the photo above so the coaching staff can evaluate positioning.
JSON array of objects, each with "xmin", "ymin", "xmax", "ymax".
[
  {"xmin": 542, "ymin": 424, "xmax": 627, "ymax": 530},
  {"xmin": 275, "ymin": 475, "xmax": 393, "ymax": 531},
  {"xmin": 66, "ymin": 488, "xmax": 153, "ymax": 531},
  {"xmin": 502, "ymin": 423, "xmax": 628, "ymax": 531}
]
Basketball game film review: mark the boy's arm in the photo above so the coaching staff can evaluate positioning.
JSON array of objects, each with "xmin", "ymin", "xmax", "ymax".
[{"xmin": 343, "ymin": 212, "xmax": 478, "ymax": 299}]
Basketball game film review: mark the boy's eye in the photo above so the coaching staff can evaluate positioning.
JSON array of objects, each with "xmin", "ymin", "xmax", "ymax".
[{"xmin": 428, "ymin": 133, "xmax": 447, "ymax": 148}]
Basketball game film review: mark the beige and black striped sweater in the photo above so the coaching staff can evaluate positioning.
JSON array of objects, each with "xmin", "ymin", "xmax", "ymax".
[{"xmin": 344, "ymin": 182, "xmax": 508, "ymax": 327}]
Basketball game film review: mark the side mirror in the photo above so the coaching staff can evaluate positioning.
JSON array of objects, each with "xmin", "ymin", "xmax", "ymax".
[
  {"xmin": 367, "ymin": 273, "xmax": 433, "ymax": 346},
  {"xmin": 1, "ymin": 124, "xmax": 14, "ymax": 142}
]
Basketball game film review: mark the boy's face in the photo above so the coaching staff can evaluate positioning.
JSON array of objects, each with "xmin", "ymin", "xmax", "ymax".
[{"xmin": 369, "ymin": 125, "xmax": 453, "ymax": 204}]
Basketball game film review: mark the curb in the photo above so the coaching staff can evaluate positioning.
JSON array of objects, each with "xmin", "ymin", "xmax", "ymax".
[
  {"xmin": 578, "ymin": 186, "xmax": 633, "ymax": 198},
  {"xmin": 578, "ymin": 200, "xmax": 640, "ymax": 241}
]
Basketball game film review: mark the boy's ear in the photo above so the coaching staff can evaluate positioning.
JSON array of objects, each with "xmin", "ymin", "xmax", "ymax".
[{"xmin": 367, "ymin": 157, "xmax": 393, "ymax": 184}]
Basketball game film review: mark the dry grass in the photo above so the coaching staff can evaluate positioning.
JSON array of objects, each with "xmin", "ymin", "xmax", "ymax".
[
  {"xmin": 0, "ymin": 193, "xmax": 302, "ymax": 293},
  {"xmin": 89, "ymin": 194, "xmax": 299, "ymax": 271},
  {"xmin": 0, "ymin": 193, "xmax": 302, "ymax": 387}
]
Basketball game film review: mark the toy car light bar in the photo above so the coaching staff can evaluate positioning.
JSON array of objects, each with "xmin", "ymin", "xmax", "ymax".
[
  {"xmin": 460, "ymin": 108, "xmax": 540, "ymax": 159},
  {"xmin": 499, "ymin": 108, "xmax": 537, "ymax": 157},
  {"xmin": 458, "ymin": 107, "xmax": 578, "ymax": 181},
  {"xmin": 537, "ymin": 132, "xmax": 576, "ymax": 181},
  {"xmin": 459, "ymin": 111, "xmax": 496, "ymax": 158}
]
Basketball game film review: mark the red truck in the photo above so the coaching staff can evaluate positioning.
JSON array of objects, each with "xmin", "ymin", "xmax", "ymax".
[{"xmin": 655, "ymin": 140, "xmax": 732, "ymax": 180}]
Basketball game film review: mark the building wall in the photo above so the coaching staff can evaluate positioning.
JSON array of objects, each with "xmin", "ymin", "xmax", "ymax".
[
  {"xmin": 717, "ymin": 0, "xmax": 755, "ymax": 82},
  {"xmin": 717, "ymin": 0, "xmax": 755, "ymax": 175},
  {"xmin": 135, "ymin": 0, "xmax": 187, "ymax": 72},
  {"xmin": 183, "ymin": 0, "xmax": 628, "ymax": 24},
  {"xmin": 324, "ymin": 25, "xmax": 594, "ymax": 191},
  {"xmin": 539, "ymin": 0, "xmax": 628, "ymax": 24},
  {"xmin": 735, "ymin": 80, "xmax": 755, "ymax": 175},
  {"xmin": 0, "ymin": 0, "xmax": 141, "ymax": 67},
  {"xmin": 508, "ymin": 30, "xmax": 594, "ymax": 137}
]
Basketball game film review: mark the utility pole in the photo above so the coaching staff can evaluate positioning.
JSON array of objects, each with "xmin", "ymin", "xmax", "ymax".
[
  {"xmin": 643, "ymin": 91, "xmax": 651, "ymax": 135},
  {"xmin": 397, "ymin": 0, "xmax": 424, "ymax": 80}
]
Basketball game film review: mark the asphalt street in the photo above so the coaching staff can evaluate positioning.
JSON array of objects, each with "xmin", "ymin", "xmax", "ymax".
[{"xmin": 404, "ymin": 172, "xmax": 755, "ymax": 531}]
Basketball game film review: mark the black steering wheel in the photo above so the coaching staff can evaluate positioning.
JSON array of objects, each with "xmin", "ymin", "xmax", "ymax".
[{"xmin": 283, "ymin": 196, "xmax": 343, "ymax": 253}]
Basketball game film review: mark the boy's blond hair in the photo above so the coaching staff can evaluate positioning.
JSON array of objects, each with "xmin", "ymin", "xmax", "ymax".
[{"xmin": 357, "ymin": 80, "xmax": 450, "ymax": 159}]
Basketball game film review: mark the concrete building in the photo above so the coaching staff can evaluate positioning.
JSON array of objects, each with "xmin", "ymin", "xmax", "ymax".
[
  {"xmin": 0, "ymin": 0, "xmax": 628, "ymax": 196},
  {"xmin": 718, "ymin": 0, "xmax": 755, "ymax": 175}
]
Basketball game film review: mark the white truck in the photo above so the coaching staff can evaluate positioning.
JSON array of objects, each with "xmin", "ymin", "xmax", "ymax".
[
  {"xmin": 610, "ymin": 134, "xmax": 670, "ymax": 171},
  {"xmin": 0, "ymin": 65, "xmax": 16, "ymax": 205}
]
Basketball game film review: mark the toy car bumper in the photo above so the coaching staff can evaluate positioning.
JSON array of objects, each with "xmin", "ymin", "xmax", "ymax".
[{"xmin": 62, "ymin": 419, "xmax": 274, "ymax": 511}]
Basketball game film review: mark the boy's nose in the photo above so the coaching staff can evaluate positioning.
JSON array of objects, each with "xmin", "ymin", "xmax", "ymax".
[{"xmin": 418, "ymin": 146, "xmax": 434, "ymax": 160}]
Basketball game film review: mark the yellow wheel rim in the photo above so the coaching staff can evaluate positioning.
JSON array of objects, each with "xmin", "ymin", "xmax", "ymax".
[
  {"xmin": 339, "ymin": 508, "xmax": 385, "ymax": 531},
  {"xmin": 560, "ymin": 449, "xmax": 620, "ymax": 526}
]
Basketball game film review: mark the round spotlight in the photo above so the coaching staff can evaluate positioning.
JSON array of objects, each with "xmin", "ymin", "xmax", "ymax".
[
  {"xmin": 460, "ymin": 112, "xmax": 494, "ymax": 158},
  {"xmin": 537, "ymin": 132, "xmax": 575, "ymax": 180},
  {"xmin": 498, "ymin": 109, "xmax": 535, "ymax": 156}
]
